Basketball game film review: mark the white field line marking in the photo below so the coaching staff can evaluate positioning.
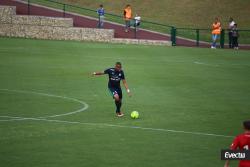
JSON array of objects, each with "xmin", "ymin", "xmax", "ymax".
[
  {"xmin": 0, "ymin": 89, "xmax": 89, "ymax": 118},
  {"xmin": 194, "ymin": 61, "xmax": 219, "ymax": 67},
  {"xmin": 0, "ymin": 115, "xmax": 234, "ymax": 138},
  {"xmin": 0, "ymin": 89, "xmax": 233, "ymax": 138},
  {"xmin": 194, "ymin": 61, "xmax": 250, "ymax": 67}
]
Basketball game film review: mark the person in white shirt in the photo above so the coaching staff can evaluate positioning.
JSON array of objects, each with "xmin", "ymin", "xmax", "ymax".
[
  {"xmin": 134, "ymin": 14, "xmax": 141, "ymax": 31},
  {"xmin": 228, "ymin": 17, "xmax": 235, "ymax": 48}
]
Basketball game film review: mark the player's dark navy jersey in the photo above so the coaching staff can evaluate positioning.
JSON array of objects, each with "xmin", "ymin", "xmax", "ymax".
[{"xmin": 104, "ymin": 68, "xmax": 125, "ymax": 88}]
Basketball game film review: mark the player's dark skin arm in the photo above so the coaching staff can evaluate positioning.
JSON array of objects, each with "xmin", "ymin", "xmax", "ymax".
[
  {"xmin": 122, "ymin": 79, "xmax": 132, "ymax": 97},
  {"xmin": 92, "ymin": 71, "xmax": 105, "ymax": 75}
]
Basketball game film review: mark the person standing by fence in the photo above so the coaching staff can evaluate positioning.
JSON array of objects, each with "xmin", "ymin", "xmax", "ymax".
[
  {"xmin": 232, "ymin": 24, "xmax": 239, "ymax": 50},
  {"xmin": 228, "ymin": 17, "xmax": 235, "ymax": 48},
  {"xmin": 134, "ymin": 14, "xmax": 141, "ymax": 31},
  {"xmin": 97, "ymin": 4, "xmax": 105, "ymax": 28},
  {"xmin": 123, "ymin": 4, "xmax": 132, "ymax": 32},
  {"xmin": 211, "ymin": 17, "xmax": 221, "ymax": 49}
]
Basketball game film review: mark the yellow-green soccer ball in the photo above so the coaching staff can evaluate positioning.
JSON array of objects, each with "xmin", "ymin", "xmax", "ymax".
[{"xmin": 131, "ymin": 111, "xmax": 139, "ymax": 119}]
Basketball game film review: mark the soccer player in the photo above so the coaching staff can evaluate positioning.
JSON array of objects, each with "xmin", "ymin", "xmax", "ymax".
[
  {"xmin": 224, "ymin": 120, "xmax": 250, "ymax": 167},
  {"xmin": 211, "ymin": 17, "xmax": 221, "ymax": 49},
  {"xmin": 92, "ymin": 62, "xmax": 131, "ymax": 117}
]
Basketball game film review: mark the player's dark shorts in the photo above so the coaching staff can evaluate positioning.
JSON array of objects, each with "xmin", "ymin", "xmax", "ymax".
[{"xmin": 108, "ymin": 87, "xmax": 122, "ymax": 99}]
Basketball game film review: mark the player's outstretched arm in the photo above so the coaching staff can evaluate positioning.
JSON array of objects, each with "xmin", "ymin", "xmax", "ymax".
[
  {"xmin": 92, "ymin": 71, "xmax": 105, "ymax": 76},
  {"xmin": 122, "ymin": 79, "xmax": 132, "ymax": 97}
]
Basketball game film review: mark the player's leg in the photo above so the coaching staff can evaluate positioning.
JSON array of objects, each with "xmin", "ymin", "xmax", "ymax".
[
  {"xmin": 116, "ymin": 88, "xmax": 123, "ymax": 115},
  {"xmin": 109, "ymin": 87, "xmax": 123, "ymax": 117},
  {"xmin": 114, "ymin": 89, "xmax": 123, "ymax": 117},
  {"xmin": 114, "ymin": 94, "xmax": 121, "ymax": 114}
]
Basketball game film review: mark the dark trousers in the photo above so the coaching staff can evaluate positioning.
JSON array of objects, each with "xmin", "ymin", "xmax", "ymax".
[
  {"xmin": 125, "ymin": 20, "xmax": 131, "ymax": 29},
  {"xmin": 232, "ymin": 37, "xmax": 238, "ymax": 48},
  {"xmin": 97, "ymin": 16, "xmax": 104, "ymax": 28},
  {"xmin": 228, "ymin": 32, "xmax": 233, "ymax": 48}
]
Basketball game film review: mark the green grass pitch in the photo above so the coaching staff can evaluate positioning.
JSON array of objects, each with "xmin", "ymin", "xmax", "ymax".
[{"xmin": 0, "ymin": 37, "xmax": 249, "ymax": 167}]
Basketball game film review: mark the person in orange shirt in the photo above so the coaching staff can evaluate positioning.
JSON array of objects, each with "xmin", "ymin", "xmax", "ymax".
[
  {"xmin": 211, "ymin": 17, "xmax": 221, "ymax": 49},
  {"xmin": 123, "ymin": 4, "xmax": 132, "ymax": 32}
]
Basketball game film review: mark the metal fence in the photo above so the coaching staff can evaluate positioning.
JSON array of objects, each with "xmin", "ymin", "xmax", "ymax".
[
  {"xmin": 174, "ymin": 28, "xmax": 250, "ymax": 48},
  {"xmin": 25, "ymin": 0, "xmax": 250, "ymax": 48}
]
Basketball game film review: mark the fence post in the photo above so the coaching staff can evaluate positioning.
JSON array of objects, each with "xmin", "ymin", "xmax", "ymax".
[
  {"xmin": 196, "ymin": 29, "xmax": 200, "ymax": 47},
  {"xmin": 171, "ymin": 27, "xmax": 176, "ymax": 46},
  {"xmin": 134, "ymin": 27, "xmax": 137, "ymax": 39},
  {"xmin": 63, "ymin": 4, "xmax": 66, "ymax": 17},
  {"xmin": 220, "ymin": 29, "xmax": 225, "ymax": 48},
  {"xmin": 28, "ymin": 0, "xmax": 30, "ymax": 15},
  {"xmin": 134, "ymin": 19, "xmax": 137, "ymax": 39}
]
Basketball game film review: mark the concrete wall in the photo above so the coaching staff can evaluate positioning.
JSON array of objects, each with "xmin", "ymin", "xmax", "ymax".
[
  {"xmin": 13, "ymin": 15, "xmax": 73, "ymax": 27},
  {"xmin": 111, "ymin": 38, "xmax": 170, "ymax": 46},
  {"xmin": 0, "ymin": 23, "xmax": 114, "ymax": 42},
  {"xmin": 0, "ymin": 6, "xmax": 15, "ymax": 23},
  {"xmin": 0, "ymin": 5, "xmax": 114, "ymax": 42},
  {"xmin": 0, "ymin": 6, "xmax": 73, "ymax": 27}
]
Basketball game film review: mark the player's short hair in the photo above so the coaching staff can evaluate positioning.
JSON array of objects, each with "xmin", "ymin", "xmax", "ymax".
[
  {"xmin": 243, "ymin": 120, "xmax": 250, "ymax": 130},
  {"xmin": 100, "ymin": 4, "xmax": 103, "ymax": 8},
  {"xmin": 116, "ymin": 62, "xmax": 122, "ymax": 66}
]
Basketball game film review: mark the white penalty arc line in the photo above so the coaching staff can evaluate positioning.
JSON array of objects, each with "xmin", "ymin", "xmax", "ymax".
[
  {"xmin": 0, "ymin": 89, "xmax": 89, "ymax": 118},
  {"xmin": 0, "ymin": 89, "xmax": 233, "ymax": 138},
  {"xmin": 0, "ymin": 115, "xmax": 234, "ymax": 138}
]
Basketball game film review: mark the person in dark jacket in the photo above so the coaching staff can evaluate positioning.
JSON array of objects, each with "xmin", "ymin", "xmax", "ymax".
[
  {"xmin": 232, "ymin": 24, "xmax": 239, "ymax": 50},
  {"xmin": 228, "ymin": 17, "xmax": 235, "ymax": 48}
]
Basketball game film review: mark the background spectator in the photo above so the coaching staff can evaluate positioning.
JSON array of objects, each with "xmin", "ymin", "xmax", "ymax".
[
  {"xmin": 232, "ymin": 23, "xmax": 239, "ymax": 49},
  {"xmin": 134, "ymin": 14, "xmax": 141, "ymax": 31},
  {"xmin": 211, "ymin": 17, "xmax": 221, "ymax": 49},
  {"xmin": 228, "ymin": 17, "xmax": 235, "ymax": 48},
  {"xmin": 123, "ymin": 4, "xmax": 132, "ymax": 32},
  {"xmin": 97, "ymin": 4, "xmax": 105, "ymax": 28}
]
